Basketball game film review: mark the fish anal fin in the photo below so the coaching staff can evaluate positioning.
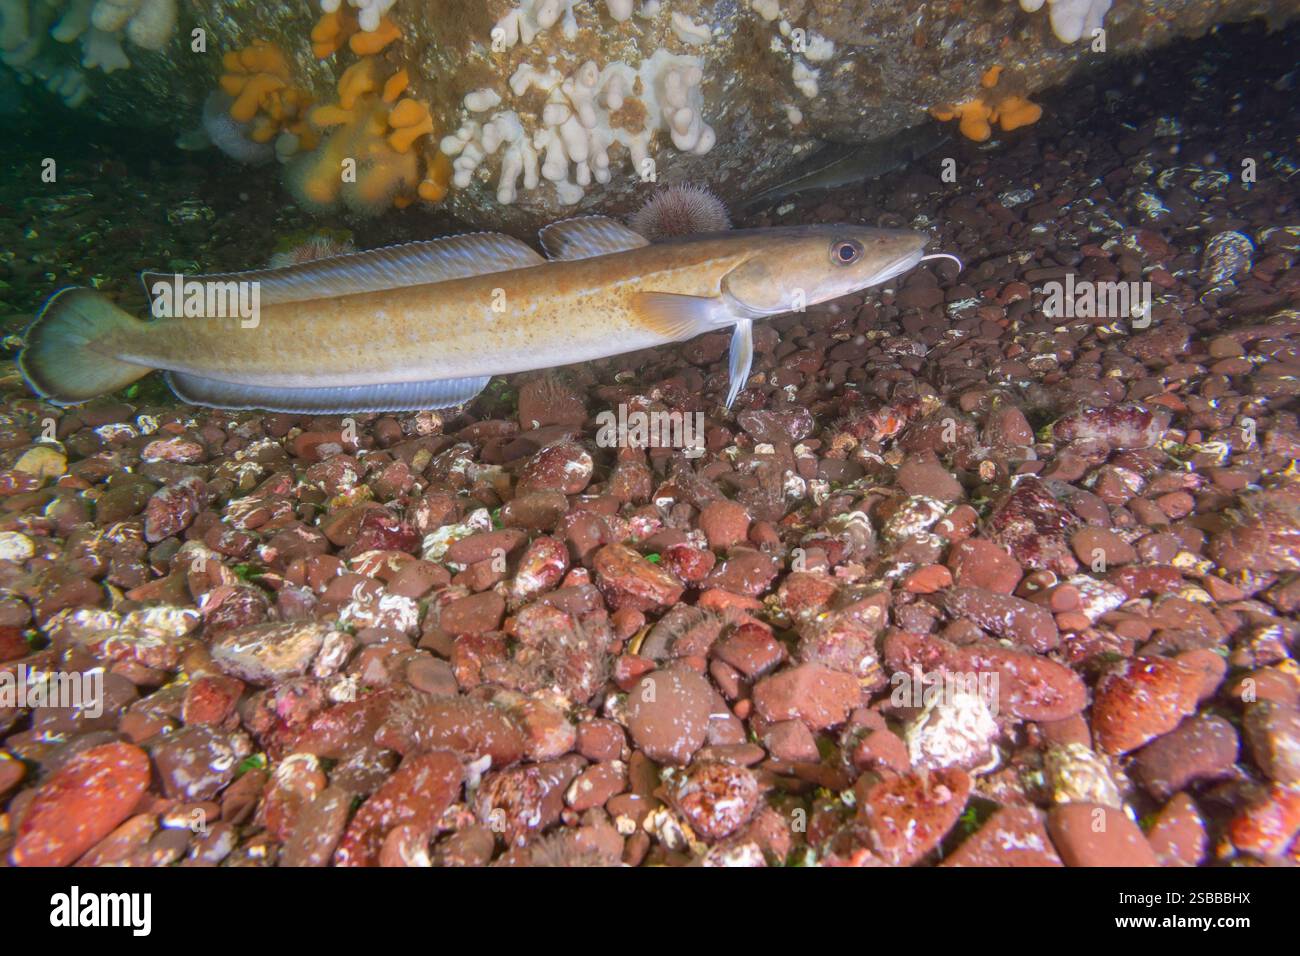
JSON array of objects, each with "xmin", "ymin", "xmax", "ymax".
[
  {"xmin": 539, "ymin": 216, "xmax": 649, "ymax": 260},
  {"xmin": 166, "ymin": 372, "xmax": 491, "ymax": 414}
]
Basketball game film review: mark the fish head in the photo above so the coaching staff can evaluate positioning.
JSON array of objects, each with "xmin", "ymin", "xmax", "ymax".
[{"xmin": 720, "ymin": 225, "xmax": 928, "ymax": 316}]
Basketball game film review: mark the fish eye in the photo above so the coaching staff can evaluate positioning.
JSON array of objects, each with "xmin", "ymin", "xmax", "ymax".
[{"xmin": 832, "ymin": 239, "xmax": 863, "ymax": 265}]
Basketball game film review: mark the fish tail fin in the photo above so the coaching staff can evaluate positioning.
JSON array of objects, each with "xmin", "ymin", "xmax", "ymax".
[{"xmin": 19, "ymin": 288, "xmax": 152, "ymax": 405}]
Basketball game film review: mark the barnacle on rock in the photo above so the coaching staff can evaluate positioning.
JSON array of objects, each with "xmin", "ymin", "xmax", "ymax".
[
  {"xmin": 527, "ymin": 830, "xmax": 615, "ymax": 867},
  {"xmin": 736, "ymin": 463, "xmax": 793, "ymax": 524},
  {"xmin": 1043, "ymin": 742, "xmax": 1125, "ymax": 808},
  {"xmin": 639, "ymin": 603, "xmax": 732, "ymax": 661},
  {"xmin": 494, "ymin": 613, "xmax": 614, "ymax": 707},
  {"xmin": 266, "ymin": 228, "xmax": 356, "ymax": 268}
]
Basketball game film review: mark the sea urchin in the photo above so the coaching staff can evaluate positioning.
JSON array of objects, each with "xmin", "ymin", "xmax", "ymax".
[{"xmin": 628, "ymin": 182, "xmax": 731, "ymax": 241}]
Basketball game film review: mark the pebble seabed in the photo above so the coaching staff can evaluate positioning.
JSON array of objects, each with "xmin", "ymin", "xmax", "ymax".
[{"xmin": 0, "ymin": 21, "xmax": 1297, "ymax": 869}]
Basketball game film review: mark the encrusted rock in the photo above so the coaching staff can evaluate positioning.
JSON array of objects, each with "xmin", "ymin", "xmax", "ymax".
[{"xmin": 210, "ymin": 621, "xmax": 334, "ymax": 685}]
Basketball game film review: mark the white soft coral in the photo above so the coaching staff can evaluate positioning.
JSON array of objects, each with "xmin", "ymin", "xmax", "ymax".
[
  {"xmin": 1018, "ymin": 0, "xmax": 1111, "ymax": 44},
  {"xmin": 319, "ymin": 0, "xmax": 397, "ymax": 33},
  {"xmin": 0, "ymin": 0, "xmax": 32, "ymax": 54},
  {"xmin": 41, "ymin": 0, "xmax": 179, "ymax": 72},
  {"xmin": 80, "ymin": 25, "xmax": 128, "ymax": 71},
  {"xmin": 124, "ymin": 0, "xmax": 176, "ymax": 50}
]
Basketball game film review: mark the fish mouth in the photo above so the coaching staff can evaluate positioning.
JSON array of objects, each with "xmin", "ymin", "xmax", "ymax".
[{"xmin": 869, "ymin": 245, "xmax": 929, "ymax": 287}]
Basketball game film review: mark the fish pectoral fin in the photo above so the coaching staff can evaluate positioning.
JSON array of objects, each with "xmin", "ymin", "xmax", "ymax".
[
  {"xmin": 725, "ymin": 318, "xmax": 754, "ymax": 409},
  {"xmin": 142, "ymin": 232, "xmax": 545, "ymax": 312},
  {"xmin": 166, "ymin": 372, "xmax": 492, "ymax": 414},
  {"xmin": 539, "ymin": 216, "xmax": 650, "ymax": 260},
  {"xmin": 631, "ymin": 292, "xmax": 727, "ymax": 340}
]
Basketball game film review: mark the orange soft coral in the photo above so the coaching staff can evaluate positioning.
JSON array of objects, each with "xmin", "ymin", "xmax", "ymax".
[
  {"xmin": 349, "ymin": 17, "xmax": 402, "ymax": 55},
  {"xmin": 418, "ymin": 150, "xmax": 453, "ymax": 202},
  {"xmin": 930, "ymin": 99, "xmax": 995, "ymax": 141},
  {"xmin": 338, "ymin": 56, "xmax": 380, "ymax": 110},
  {"xmin": 220, "ymin": 41, "xmax": 312, "ymax": 146},
  {"xmin": 381, "ymin": 68, "xmax": 409, "ymax": 104},
  {"xmin": 387, "ymin": 98, "xmax": 435, "ymax": 152},
  {"xmin": 289, "ymin": 94, "xmax": 421, "ymax": 216},
  {"xmin": 312, "ymin": 9, "xmax": 359, "ymax": 58},
  {"xmin": 221, "ymin": 41, "xmax": 290, "ymax": 122},
  {"xmin": 264, "ymin": 16, "xmax": 445, "ymax": 214},
  {"xmin": 997, "ymin": 95, "xmax": 1043, "ymax": 131},
  {"xmin": 309, "ymin": 104, "xmax": 356, "ymax": 128},
  {"xmin": 223, "ymin": 41, "xmax": 292, "ymax": 81},
  {"xmin": 228, "ymin": 73, "xmax": 285, "ymax": 123},
  {"xmin": 930, "ymin": 65, "xmax": 1042, "ymax": 141}
]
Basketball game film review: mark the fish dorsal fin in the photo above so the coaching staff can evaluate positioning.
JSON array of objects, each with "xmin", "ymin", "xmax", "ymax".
[
  {"xmin": 140, "ymin": 233, "xmax": 545, "ymax": 312},
  {"xmin": 539, "ymin": 216, "xmax": 650, "ymax": 261}
]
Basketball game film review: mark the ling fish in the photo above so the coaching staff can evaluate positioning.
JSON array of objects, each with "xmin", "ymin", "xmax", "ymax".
[
  {"xmin": 20, "ymin": 216, "xmax": 939, "ymax": 414},
  {"xmin": 742, "ymin": 124, "xmax": 951, "ymax": 211}
]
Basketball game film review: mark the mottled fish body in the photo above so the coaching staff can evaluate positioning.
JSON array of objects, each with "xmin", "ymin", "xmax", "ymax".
[{"xmin": 20, "ymin": 217, "xmax": 930, "ymax": 414}]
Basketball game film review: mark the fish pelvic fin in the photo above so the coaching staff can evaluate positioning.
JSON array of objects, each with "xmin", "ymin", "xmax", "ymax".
[
  {"xmin": 19, "ymin": 288, "xmax": 152, "ymax": 405},
  {"xmin": 725, "ymin": 318, "xmax": 754, "ymax": 409}
]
